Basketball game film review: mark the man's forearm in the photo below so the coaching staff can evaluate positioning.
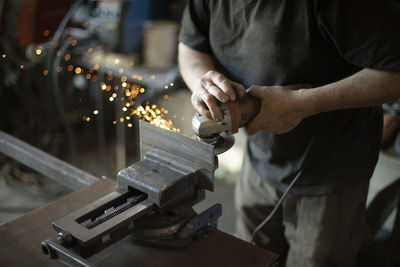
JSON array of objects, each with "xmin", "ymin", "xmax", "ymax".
[
  {"xmin": 178, "ymin": 42, "xmax": 244, "ymax": 120},
  {"xmin": 178, "ymin": 42, "xmax": 214, "ymax": 92},
  {"xmin": 300, "ymin": 68, "xmax": 400, "ymax": 117},
  {"xmin": 245, "ymin": 68, "xmax": 400, "ymax": 134}
]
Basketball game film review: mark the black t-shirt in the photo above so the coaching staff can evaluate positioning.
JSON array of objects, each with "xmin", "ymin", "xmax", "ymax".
[{"xmin": 179, "ymin": 0, "xmax": 400, "ymax": 195}]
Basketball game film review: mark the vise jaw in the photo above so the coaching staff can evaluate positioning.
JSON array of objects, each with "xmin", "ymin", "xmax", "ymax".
[{"xmin": 117, "ymin": 120, "xmax": 217, "ymax": 209}]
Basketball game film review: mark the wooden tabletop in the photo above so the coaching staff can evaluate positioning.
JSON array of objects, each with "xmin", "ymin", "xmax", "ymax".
[{"xmin": 0, "ymin": 178, "xmax": 278, "ymax": 267}]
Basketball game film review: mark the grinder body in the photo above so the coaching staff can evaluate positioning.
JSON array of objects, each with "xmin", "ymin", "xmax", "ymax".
[{"xmin": 192, "ymin": 95, "xmax": 261, "ymax": 145}]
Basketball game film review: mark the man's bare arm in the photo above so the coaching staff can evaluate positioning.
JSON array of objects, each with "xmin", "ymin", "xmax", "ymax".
[
  {"xmin": 178, "ymin": 42, "xmax": 245, "ymax": 121},
  {"xmin": 178, "ymin": 42, "xmax": 214, "ymax": 92},
  {"xmin": 302, "ymin": 68, "xmax": 400, "ymax": 115},
  {"xmin": 179, "ymin": 43, "xmax": 400, "ymax": 134},
  {"xmin": 246, "ymin": 69, "xmax": 400, "ymax": 134}
]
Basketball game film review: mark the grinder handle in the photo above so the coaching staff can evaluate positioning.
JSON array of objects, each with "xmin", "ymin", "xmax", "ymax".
[{"xmin": 226, "ymin": 95, "xmax": 261, "ymax": 134}]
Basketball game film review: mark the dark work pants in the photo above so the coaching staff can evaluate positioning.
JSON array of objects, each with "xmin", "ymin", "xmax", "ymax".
[{"xmin": 235, "ymin": 153, "xmax": 370, "ymax": 267}]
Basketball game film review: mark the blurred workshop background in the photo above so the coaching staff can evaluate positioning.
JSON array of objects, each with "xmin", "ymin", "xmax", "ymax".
[
  {"xmin": 0, "ymin": 1, "xmax": 400, "ymax": 259},
  {"xmin": 0, "ymin": 0, "xmax": 239, "ymax": 234}
]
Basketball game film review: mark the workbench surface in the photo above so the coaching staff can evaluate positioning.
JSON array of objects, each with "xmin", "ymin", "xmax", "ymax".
[{"xmin": 0, "ymin": 178, "xmax": 278, "ymax": 266}]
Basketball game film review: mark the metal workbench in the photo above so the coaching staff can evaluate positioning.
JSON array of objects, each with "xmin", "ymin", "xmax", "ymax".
[
  {"xmin": 0, "ymin": 130, "xmax": 278, "ymax": 266},
  {"xmin": 0, "ymin": 178, "xmax": 278, "ymax": 266}
]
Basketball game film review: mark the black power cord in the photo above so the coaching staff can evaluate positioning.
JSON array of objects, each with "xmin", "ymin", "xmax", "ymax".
[
  {"xmin": 51, "ymin": 40, "xmax": 80, "ymax": 165},
  {"xmin": 250, "ymin": 113, "xmax": 331, "ymax": 244},
  {"xmin": 250, "ymin": 170, "xmax": 303, "ymax": 243},
  {"xmin": 50, "ymin": 0, "xmax": 86, "ymax": 165}
]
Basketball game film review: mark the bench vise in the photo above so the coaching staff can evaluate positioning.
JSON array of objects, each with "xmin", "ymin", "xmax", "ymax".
[{"xmin": 41, "ymin": 121, "xmax": 221, "ymax": 266}]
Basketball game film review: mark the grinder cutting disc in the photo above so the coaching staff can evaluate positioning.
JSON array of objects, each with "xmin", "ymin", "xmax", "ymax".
[
  {"xmin": 190, "ymin": 134, "xmax": 235, "ymax": 155},
  {"xmin": 212, "ymin": 134, "xmax": 235, "ymax": 155},
  {"xmin": 190, "ymin": 134, "xmax": 234, "ymax": 155}
]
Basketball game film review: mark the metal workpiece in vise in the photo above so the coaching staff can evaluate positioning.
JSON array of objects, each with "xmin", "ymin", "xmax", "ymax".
[
  {"xmin": 41, "ymin": 121, "xmax": 222, "ymax": 266},
  {"xmin": 192, "ymin": 95, "xmax": 261, "ymax": 153}
]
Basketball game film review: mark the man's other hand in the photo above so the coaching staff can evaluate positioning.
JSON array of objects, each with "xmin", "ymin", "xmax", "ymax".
[
  {"xmin": 246, "ymin": 84, "xmax": 312, "ymax": 135},
  {"xmin": 191, "ymin": 70, "xmax": 245, "ymax": 121}
]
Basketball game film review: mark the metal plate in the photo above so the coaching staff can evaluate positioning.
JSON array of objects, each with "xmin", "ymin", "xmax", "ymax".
[{"xmin": 139, "ymin": 121, "xmax": 216, "ymax": 191}]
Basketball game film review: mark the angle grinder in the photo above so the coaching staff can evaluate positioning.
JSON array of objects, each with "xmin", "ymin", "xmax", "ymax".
[{"xmin": 192, "ymin": 95, "xmax": 261, "ymax": 154}]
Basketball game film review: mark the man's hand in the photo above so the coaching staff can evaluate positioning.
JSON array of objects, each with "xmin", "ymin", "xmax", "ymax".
[
  {"xmin": 245, "ymin": 84, "xmax": 312, "ymax": 135},
  {"xmin": 191, "ymin": 70, "xmax": 245, "ymax": 121},
  {"xmin": 178, "ymin": 43, "xmax": 245, "ymax": 120}
]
